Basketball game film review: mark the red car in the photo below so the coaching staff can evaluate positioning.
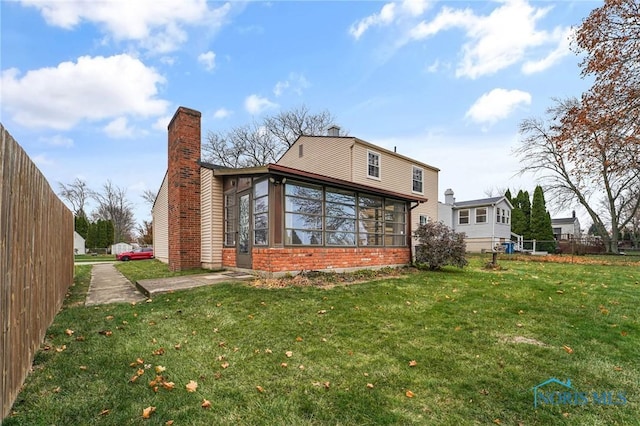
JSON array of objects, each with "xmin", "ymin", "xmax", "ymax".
[{"xmin": 116, "ymin": 247, "xmax": 154, "ymax": 261}]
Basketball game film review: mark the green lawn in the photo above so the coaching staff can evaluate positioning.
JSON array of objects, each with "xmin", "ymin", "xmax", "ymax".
[
  {"xmin": 5, "ymin": 257, "xmax": 639, "ymax": 425},
  {"xmin": 74, "ymin": 254, "xmax": 117, "ymax": 262}
]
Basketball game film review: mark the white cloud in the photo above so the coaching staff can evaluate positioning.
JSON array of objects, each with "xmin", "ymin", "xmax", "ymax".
[
  {"xmin": 152, "ymin": 114, "xmax": 173, "ymax": 131},
  {"xmin": 198, "ymin": 51, "xmax": 216, "ymax": 71},
  {"xmin": 213, "ymin": 108, "xmax": 232, "ymax": 119},
  {"xmin": 244, "ymin": 94, "xmax": 278, "ymax": 115},
  {"xmin": 349, "ymin": 2, "xmax": 397, "ymax": 40},
  {"xmin": 355, "ymin": 0, "xmax": 571, "ymax": 79},
  {"xmin": 465, "ymin": 88, "xmax": 532, "ymax": 125},
  {"xmin": 104, "ymin": 117, "xmax": 135, "ymax": 138},
  {"xmin": 20, "ymin": 0, "xmax": 232, "ymax": 54},
  {"xmin": 40, "ymin": 134, "xmax": 74, "ymax": 148},
  {"xmin": 273, "ymin": 72, "xmax": 310, "ymax": 97},
  {"xmin": 1, "ymin": 54, "xmax": 169, "ymax": 130},
  {"xmin": 522, "ymin": 27, "xmax": 573, "ymax": 74}
]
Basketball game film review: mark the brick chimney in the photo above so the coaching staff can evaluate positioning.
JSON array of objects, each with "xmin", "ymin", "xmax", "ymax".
[{"xmin": 167, "ymin": 107, "xmax": 201, "ymax": 271}]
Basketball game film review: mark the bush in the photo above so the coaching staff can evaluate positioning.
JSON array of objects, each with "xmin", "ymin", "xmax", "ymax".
[{"xmin": 413, "ymin": 222, "xmax": 468, "ymax": 270}]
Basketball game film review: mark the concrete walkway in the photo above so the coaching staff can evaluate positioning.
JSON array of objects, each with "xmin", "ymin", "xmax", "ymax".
[
  {"xmin": 85, "ymin": 263, "xmax": 147, "ymax": 306},
  {"xmin": 85, "ymin": 263, "xmax": 255, "ymax": 306}
]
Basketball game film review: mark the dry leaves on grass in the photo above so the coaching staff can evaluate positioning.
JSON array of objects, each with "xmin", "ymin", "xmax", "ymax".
[
  {"xmin": 563, "ymin": 345, "xmax": 574, "ymax": 354},
  {"xmin": 142, "ymin": 406, "xmax": 156, "ymax": 419},
  {"xmin": 186, "ymin": 380, "xmax": 198, "ymax": 392}
]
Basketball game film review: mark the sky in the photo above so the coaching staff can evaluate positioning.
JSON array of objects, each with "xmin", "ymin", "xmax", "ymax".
[{"xmin": 1, "ymin": 0, "xmax": 600, "ymax": 230}]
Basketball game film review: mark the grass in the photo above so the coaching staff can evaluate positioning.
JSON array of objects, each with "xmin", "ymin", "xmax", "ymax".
[
  {"xmin": 74, "ymin": 254, "xmax": 117, "ymax": 262},
  {"xmin": 114, "ymin": 259, "xmax": 222, "ymax": 283},
  {"xmin": 4, "ymin": 256, "xmax": 639, "ymax": 425}
]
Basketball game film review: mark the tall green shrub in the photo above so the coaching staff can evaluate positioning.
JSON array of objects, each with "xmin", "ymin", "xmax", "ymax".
[{"xmin": 530, "ymin": 186, "xmax": 556, "ymax": 252}]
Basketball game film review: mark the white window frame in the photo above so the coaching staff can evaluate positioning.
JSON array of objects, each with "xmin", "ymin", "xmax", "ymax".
[
  {"xmin": 412, "ymin": 166, "xmax": 424, "ymax": 194},
  {"xmin": 459, "ymin": 209, "xmax": 470, "ymax": 225},
  {"xmin": 475, "ymin": 207, "xmax": 487, "ymax": 223},
  {"xmin": 419, "ymin": 214, "xmax": 430, "ymax": 226},
  {"xmin": 367, "ymin": 150, "xmax": 381, "ymax": 180}
]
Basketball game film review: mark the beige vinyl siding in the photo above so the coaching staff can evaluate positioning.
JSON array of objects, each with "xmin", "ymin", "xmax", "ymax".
[
  {"xmin": 352, "ymin": 143, "xmax": 438, "ymax": 197},
  {"xmin": 201, "ymin": 169, "xmax": 224, "ymax": 269},
  {"xmin": 277, "ymin": 136, "xmax": 353, "ymax": 180},
  {"xmin": 152, "ymin": 173, "xmax": 169, "ymax": 263}
]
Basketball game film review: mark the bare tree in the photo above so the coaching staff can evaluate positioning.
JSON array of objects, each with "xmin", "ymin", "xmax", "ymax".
[
  {"xmin": 91, "ymin": 180, "xmax": 136, "ymax": 243},
  {"xmin": 516, "ymin": 98, "xmax": 640, "ymax": 253},
  {"xmin": 58, "ymin": 178, "xmax": 91, "ymax": 217},
  {"xmin": 203, "ymin": 105, "xmax": 341, "ymax": 167},
  {"xmin": 141, "ymin": 189, "xmax": 157, "ymax": 206}
]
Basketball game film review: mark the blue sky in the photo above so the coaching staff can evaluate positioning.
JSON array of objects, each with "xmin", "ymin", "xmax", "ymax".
[{"xmin": 1, "ymin": 0, "xmax": 599, "ymax": 227}]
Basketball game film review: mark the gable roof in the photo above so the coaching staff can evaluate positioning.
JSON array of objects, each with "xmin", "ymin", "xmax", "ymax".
[
  {"xmin": 282, "ymin": 135, "xmax": 440, "ymax": 173},
  {"xmin": 453, "ymin": 196, "xmax": 513, "ymax": 209},
  {"xmin": 201, "ymin": 162, "xmax": 428, "ymax": 203},
  {"xmin": 552, "ymin": 217, "xmax": 579, "ymax": 225}
]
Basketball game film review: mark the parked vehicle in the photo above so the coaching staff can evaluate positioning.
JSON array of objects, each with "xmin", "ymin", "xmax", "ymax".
[{"xmin": 116, "ymin": 247, "xmax": 154, "ymax": 261}]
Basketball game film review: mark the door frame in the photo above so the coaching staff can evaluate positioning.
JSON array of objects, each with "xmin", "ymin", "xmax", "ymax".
[{"xmin": 236, "ymin": 189, "xmax": 252, "ymax": 269}]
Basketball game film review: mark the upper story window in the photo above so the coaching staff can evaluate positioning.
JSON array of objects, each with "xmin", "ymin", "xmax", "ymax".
[
  {"xmin": 412, "ymin": 166, "xmax": 423, "ymax": 194},
  {"xmin": 419, "ymin": 214, "xmax": 430, "ymax": 225},
  {"xmin": 459, "ymin": 209, "xmax": 469, "ymax": 225},
  {"xmin": 367, "ymin": 150, "xmax": 380, "ymax": 179},
  {"xmin": 476, "ymin": 207, "xmax": 487, "ymax": 223}
]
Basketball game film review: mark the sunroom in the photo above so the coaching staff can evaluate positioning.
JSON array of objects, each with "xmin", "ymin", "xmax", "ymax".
[{"xmin": 208, "ymin": 163, "xmax": 427, "ymax": 274}]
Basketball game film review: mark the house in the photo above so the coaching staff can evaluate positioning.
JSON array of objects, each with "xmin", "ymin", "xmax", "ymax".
[
  {"xmin": 111, "ymin": 242, "xmax": 134, "ymax": 255},
  {"xmin": 152, "ymin": 106, "xmax": 439, "ymax": 273},
  {"xmin": 552, "ymin": 211, "xmax": 581, "ymax": 240},
  {"xmin": 74, "ymin": 231, "xmax": 86, "ymax": 255},
  {"xmin": 438, "ymin": 189, "xmax": 514, "ymax": 252}
]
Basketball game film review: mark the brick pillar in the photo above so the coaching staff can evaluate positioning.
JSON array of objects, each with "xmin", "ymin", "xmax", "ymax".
[{"xmin": 168, "ymin": 107, "xmax": 201, "ymax": 271}]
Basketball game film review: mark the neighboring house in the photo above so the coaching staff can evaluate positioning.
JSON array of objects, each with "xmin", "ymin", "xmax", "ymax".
[
  {"xmin": 552, "ymin": 211, "xmax": 581, "ymax": 240},
  {"xmin": 111, "ymin": 242, "xmax": 133, "ymax": 255},
  {"xmin": 153, "ymin": 106, "xmax": 439, "ymax": 274},
  {"xmin": 74, "ymin": 231, "xmax": 86, "ymax": 255},
  {"xmin": 438, "ymin": 189, "xmax": 513, "ymax": 252}
]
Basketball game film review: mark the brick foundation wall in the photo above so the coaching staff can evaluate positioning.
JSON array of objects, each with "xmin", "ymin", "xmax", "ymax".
[
  {"xmin": 168, "ymin": 107, "xmax": 202, "ymax": 271},
  {"xmin": 222, "ymin": 248, "xmax": 236, "ymax": 268},
  {"xmin": 252, "ymin": 247, "xmax": 411, "ymax": 273}
]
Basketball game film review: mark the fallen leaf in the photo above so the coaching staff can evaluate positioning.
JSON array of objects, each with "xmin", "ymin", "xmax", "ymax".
[
  {"xmin": 137, "ymin": 368, "xmax": 145, "ymax": 376},
  {"xmin": 165, "ymin": 421, "xmax": 174, "ymax": 425},
  {"xmin": 556, "ymin": 290, "xmax": 564, "ymax": 294},
  {"xmin": 65, "ymin": 329, "xmax": 74, "ymax": 336},
  {"xmin": 53, "ymin": 386, "xmax": 61, "ymax": 393},
  {"xmin": 142, "ymin": 406, "xmax": 156, "ymax": 419},
  {"xmin": 408, "ymin": 360, "xmax": 417, "ymax": 367},
  {"xmin": 366, "ymin": 383, "xmax": 374, "ymax": 389},
  {"xmin": 562, "ymin": 345, "xmax": 574, "ymax": 354},
  {"xmin": 106, "ymin": 315, "xmax": 114, "ymax": 320},
  {"xmin": 493, "ymin": 419, "xmax": 501, "ymax": 425},
  {"xmin": 218, "ymin": 341, "xmax": 226, "ymax": 347},
  {"xmin": 174, "ymin": 343, "xmax": 181, "ymax": 350},
  {"xmin": 98, "ymin": 330, "xmax": 112, "ymax": 336},
  {"xmin": 324, "ymin": 382, "xmax": 330, "ymax": 389},
  {"xmin": 163, "ymin": 381, "xmax": 175, "ymax": 390},
  {"xmin": 298, "ymin": 365, "xmax": 305, "ymax": 370},
  {"xmin": 621, "ymin": 331, "xmax": 628, "ymax": 336},
  {"xmin": 296, "ymin": 336, "xmax": 303, "ymax": 342},
  {"xmin": 221, "ymin": 362, "xmax": 230, "ymax": 369},
  {"xmin": 129, "ymin": 375, "xmax": 139, "ymax": 383},
  {"xmin": 186, "ymin": 380, "xmax": 198, "ymax": 392},
  {"xmin": 153, "ymin": 347, "xmax": 165, "ymax": 356},
  {"xmin": 256, "ymin": 385, "xmax": 265, "ymax": 393},
  {"xmin": 281, "ymin": 363, "xmax": 288, "ymax": 368},
  {"xmin": 79, "ymin": 366, "xmax": 87, "ymax": 370},
  {"xmin": 285, "ymin": 351, "xmax": 293, "ymax": 358},
  {"xmin": 56, "ymin": 345, "xmax": 67, "ymax": 352},
  {"xmin": 614, "ymin": 366, "xmax": 623, "ymax": 371},
  {"xmin": 317, "ymin": 310, "xmax": 327, "ymax": 314},
  {"xmin": 136, "ymin": 358, "xmax": 144, "ymax": 365},
  {"xmin": 265, "ymin": 348, "xmax": 272, "ymax": 354},
  {"xmin": 99, "ymin": 409, "xmax": 110, "ymax": 416},
  {"xmin": 201, "ymin": 399, "xmax": 211, "ymax": 409},
  {"xmin": 406, "ymin": 390, "xmax": 415, "ymax": 398},
  {"xmin": 155, "ymin": 365, "xmax": 166, "ymax": 373},
  {"xmin": 75, "ymin": 335, "xmax": 85, "ymax": 341}
]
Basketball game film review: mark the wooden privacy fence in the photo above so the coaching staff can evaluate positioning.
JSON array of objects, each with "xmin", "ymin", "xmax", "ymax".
[{"xmin": 1, "ymin": 124, "xmax": 74, "ymax": 420}]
